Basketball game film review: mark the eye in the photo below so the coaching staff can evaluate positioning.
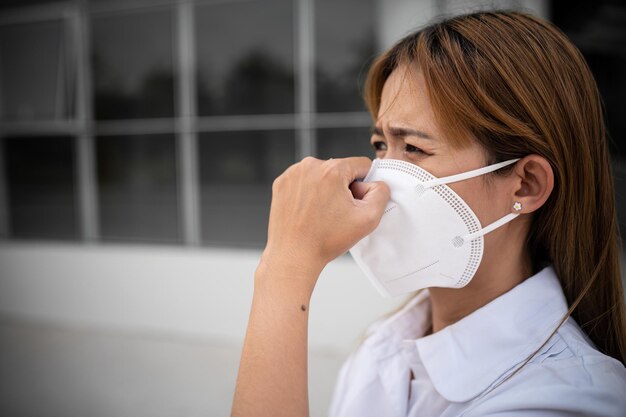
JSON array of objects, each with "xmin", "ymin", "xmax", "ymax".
[
  {"xmin": 405, "ymin": 143, "xmax": 431, "ymax": 156},
  {"xmin": 371, "ymin": 141, "xmax": 387, "ymax": 152}
]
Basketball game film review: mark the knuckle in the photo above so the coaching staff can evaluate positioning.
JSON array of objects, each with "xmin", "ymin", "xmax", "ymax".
[
  {"xmin": 363, "ymin": 209, "xmax": 382, "ymax": 231},
  {"xmin": 324, "ymin": 157, "xmax": 340, "ymax": 167},
  {"xmin": 321, "ymin": 158, "xmax": 342, "ymax": 177},
  {"xmin": 301, "ymin": 156, "xmax": 320, "ymax": 167},
  {"xmin": 377, "ymin": 181, "xmax": 391, "ymax": 198},
  {"xmin": 272, "ymin": 175, "xmax": 283, "ymax": 192}
]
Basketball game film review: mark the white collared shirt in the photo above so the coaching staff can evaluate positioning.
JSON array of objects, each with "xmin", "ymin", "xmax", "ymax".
[{"xmin": 329, "ymin": 266, "xmax": 626, "ymax": 417}]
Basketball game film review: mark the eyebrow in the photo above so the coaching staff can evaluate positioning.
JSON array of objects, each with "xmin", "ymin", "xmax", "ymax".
[{"xmin": 371, "ymin": 126, "xmax": 435, "ymax": 140}]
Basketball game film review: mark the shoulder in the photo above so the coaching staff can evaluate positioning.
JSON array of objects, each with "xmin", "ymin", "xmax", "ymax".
[{"xmin": 463, "ymin": 318, "xmax": 626, "ymax": 417}]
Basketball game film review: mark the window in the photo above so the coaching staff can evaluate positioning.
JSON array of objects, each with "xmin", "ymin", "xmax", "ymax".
[
  {"xmin": 315, "ymin": 0, "xmax": 376, "ymax": 113},
  {"xmin": 92, "ymin": 8, "xmax": 175, "ymax": 120},
  {"xmin": 0, "ymin": 18, "xmax": 74, "ymax": 122},
  {"xmin": 0, "ymin": 0, "xmax": 380, "ymax": 247},
  {"xmin": 3, "ymin": 136, "xmax": 78, "ymax": 240},
  {"xmin": 195, "ymin": 0, "xmax": 294, "ymax": 116},
  {"xmin": 90, "ymin": 5, "xmax": 180, "ymax": 244},
  {"xmin": 0, "ymin": 6, "xmax": 78, "ymax": 241},
  {"xmin": 199, "ymin": 130, "xmax": 295, "ymax": 246},
  {"xmin": 193, "ymin": 0, "xmax": 377, "ymax": 247},
  {"xmin": 96, "ymin": 134, "xmax": 180, "ymax": 243}
]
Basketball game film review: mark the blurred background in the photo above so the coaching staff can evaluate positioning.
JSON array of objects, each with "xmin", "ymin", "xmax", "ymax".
[{"xmin": 0, "ymin": 0, "xmax": 624, "ymax": 416}]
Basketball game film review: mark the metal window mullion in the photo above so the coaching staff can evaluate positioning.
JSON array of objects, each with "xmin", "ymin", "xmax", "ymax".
[
  {"xmin": 0, "ymin": 134, "xmax": 9, "ymax": 238},
  {"xmin": 295, "ymin": 0, "xmax": 316, "ymax": 160},
  {"xmin": 0, "ymin": 42, "xmax": 7, "ymax": 237},
  {"xmin": 196, "ymin": 114, "xmax": 297, "ymax": 132},
  {"xmin": 95, "ymin": 118, "xmax": 177, "ymax": 136},
  {"xmin": 0, "ymin": 121, "xmax": 81, "ymax": 136},
  {"xmin": 75, "ymin": 0, "xmax": 99, "ymax": 242},
  {"xmin": 176, "ymin": 0, "xmax": 200, "ymax": 246}
]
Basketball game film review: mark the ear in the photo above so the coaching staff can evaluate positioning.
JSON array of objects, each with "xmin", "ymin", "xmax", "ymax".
[{"xmin": 511, "ymin": 155, "xmax": 554, "ymax": 214}]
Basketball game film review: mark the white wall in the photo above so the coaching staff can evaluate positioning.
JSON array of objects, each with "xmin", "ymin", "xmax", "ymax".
[{"xmin": 0, "ymin": 243, "xmax": 404, "ymax": 353}]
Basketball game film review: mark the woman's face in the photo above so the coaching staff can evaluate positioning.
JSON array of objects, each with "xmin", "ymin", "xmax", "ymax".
[{"xmin": 371, "ymin": 65, "xmax": 513, "ymax": 233}]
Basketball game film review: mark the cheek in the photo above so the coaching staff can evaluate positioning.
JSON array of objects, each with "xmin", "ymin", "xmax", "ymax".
[{"xmin": 449, "ymin": 179, "xmax": 500, "ymax": 226}]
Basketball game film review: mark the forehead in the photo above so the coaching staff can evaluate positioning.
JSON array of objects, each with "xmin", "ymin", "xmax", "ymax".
[{"xmin": 377, "ymin": 65, "xmax": 439, "ymax": 134}]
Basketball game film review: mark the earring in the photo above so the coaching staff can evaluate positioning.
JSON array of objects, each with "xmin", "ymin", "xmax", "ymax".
[{"xmin": 513, "ymin": 202, "xmax": 522, "ymax": 212}]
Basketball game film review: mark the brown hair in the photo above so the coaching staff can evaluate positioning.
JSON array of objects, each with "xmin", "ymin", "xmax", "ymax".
[{"xmin": 365, "ymin": 11, "xmax": 626, "ymax": 365}]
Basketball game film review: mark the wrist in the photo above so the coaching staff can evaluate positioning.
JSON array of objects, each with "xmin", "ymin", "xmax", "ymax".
[
  {"xmin": 259, "ymin": 245, "xmax": 326, "ymax": 277},
  {"xmin": 255, "ymin": 249, "xmax": 325, "ymax": 301}
]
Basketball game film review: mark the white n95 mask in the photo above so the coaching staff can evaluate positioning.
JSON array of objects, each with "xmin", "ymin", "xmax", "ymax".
[{"xmin": 349, "ymin": 158, "xmax": 521, "ymax": 298}]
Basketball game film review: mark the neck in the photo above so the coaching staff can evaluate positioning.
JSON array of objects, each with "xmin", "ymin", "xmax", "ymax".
[{"xmin": 428, "ymin": 231, "xmax": 533, "ymax": 333}]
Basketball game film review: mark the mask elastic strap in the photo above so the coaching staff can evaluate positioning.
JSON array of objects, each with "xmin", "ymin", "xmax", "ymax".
[
  {"xmin": 452, "ymin": 212, "xmax": 519, "ymax": 247},
  {"xmin": 416, "ymin": 159, "xmax": 520, "ymax": 194}
]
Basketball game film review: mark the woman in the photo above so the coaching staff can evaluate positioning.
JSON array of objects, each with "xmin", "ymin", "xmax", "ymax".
[{"xmin": 231, "ymin": 10, "xmax": 626, "ymax": 417}]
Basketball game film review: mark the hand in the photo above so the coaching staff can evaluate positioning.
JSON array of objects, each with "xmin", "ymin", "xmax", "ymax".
[{"xmin": 261, "ymin": 156, "xmax": 390, "ymax": 291}]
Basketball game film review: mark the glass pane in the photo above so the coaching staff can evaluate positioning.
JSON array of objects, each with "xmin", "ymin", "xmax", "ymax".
[
  {"xmin": 315, "ymin": 0, "xmax": 377, "ymax": 112},
  {"xmin": 195, "ymin": 0, "xmax": 294, "ymax": 115},
  {"xmin": 92, "ymin": 9, "xmax": 174, "ymax": 119},
  {"xmin": 316, "ymin": 127, "xmax": 374, "ymax": 160},
  {"xmin": 96, "ymin": 134, "xmax": 179, "ymax": 243},
  {"xmin": 0, "ymin": 20, "xmax": 72, "ymax": 121},
  {"xmin": 199, "ymin": 130, "xmax": 295, "ymax": 246},
  {"xmin": 3, "ymin": 136, "xmax": 78, "ymax": 240}
]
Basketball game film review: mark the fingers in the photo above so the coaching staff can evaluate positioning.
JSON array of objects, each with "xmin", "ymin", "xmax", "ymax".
[
  {"xmin": 350, "ymin": 180, "xmax": 390, "ymax": 204},
  {"xmin": 353, "ymin": 181, "xmax": 390, "ymax": 231},
  {"xmin": 340, "ymin": 156, "xmax": 374, "ymax": 182},
  {"xmin": 321, "ymin": 156, "xmax": 373, "ymax": 185},
  {"xmin": 349, "ymin": 180, "xmax": 370, "ymax": 200},
  {"xmin": 360, "ymin": 181, "xmax": 391, "ymax": 206},
  {"xmin": 358, "ymin": 181, "xmax": 390, "ymax": 208}
]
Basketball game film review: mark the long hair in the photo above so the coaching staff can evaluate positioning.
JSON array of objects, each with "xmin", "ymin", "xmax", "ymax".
[{"xmin": 364, "ymin": 11, "xmax": 626, "ymax": 365}]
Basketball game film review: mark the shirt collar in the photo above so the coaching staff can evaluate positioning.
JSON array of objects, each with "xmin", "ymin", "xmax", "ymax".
[
  {"xmin": 360, "ymin": 290, "xmax": 432, "ymax": 417},
  {"xmin": 414, "ymin": 265, "xmax": 569, "ymax": 402},
  {"xmin": 363, "ymin": 289, "xmax": 431, "ymax": 359}
]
